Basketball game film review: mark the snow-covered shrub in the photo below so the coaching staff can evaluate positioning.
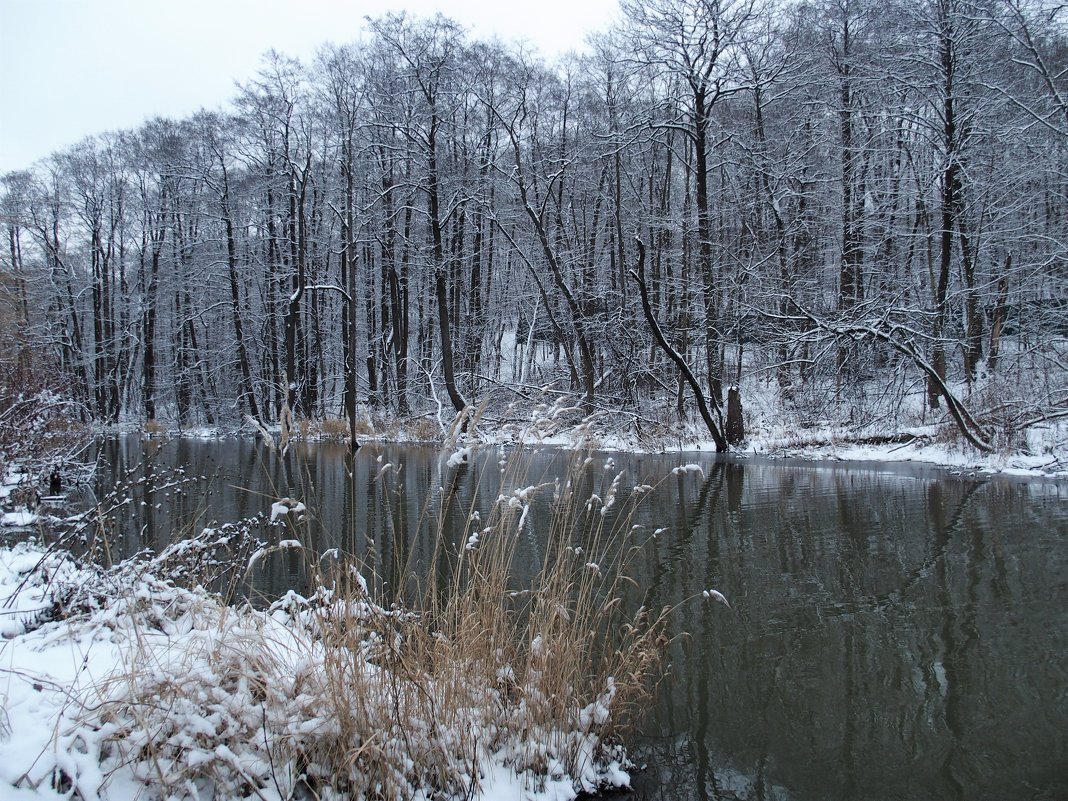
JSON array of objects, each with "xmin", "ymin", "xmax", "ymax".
[{"xmin": 0, "ymin": 347, "xmax": 85, "ymax": 484}]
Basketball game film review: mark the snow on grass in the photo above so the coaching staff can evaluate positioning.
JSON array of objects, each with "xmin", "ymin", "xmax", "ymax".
[
  {"xmin": 268, "ymin": 498, "xmax": 306, "ymax": 522},
  {"xmin": 447, "ymin": 445, "xmax": 472, "ymax": 467}
]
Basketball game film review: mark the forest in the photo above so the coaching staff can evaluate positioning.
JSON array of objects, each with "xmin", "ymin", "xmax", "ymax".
[{"xmin": 1, "ymin": 0, "xmax": 1066, "ymax": 455}]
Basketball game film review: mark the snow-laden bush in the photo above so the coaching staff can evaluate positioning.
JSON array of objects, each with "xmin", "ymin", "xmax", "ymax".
[{"xmin": 0, "ymin": 351, "xmax": 85, "ymax": 484}]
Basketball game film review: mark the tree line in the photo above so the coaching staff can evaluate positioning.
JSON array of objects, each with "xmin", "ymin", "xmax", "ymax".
[{"xmin": 1, "ymin": 0, "xmax": 1065, "ymax": 450}]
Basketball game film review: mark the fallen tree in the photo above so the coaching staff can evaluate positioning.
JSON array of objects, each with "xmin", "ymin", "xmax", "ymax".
[{"xmin": 778, "ymin": 300, "xmax": 995, "ymax": 453}]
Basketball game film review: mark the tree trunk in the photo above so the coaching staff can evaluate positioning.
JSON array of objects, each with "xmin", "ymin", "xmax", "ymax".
[
  {"xmin": 631, "ymin": 237, "xmax": 727, "ymax": 452},
  {"xmin": 428, "ymin": 116, "xmax": 467, "ymax": 416},
  {"xmin": 694, "ymin": 88, "xmax": 723, "ymax": 408},
  {"xmin": 726, "ymin": 386, "xmax": 744, "ymax": 445},
  {"xmin": 142, "ymin": 245, "xmax": 160, "ymax": 420},
  {"xmin": 221, "ymin": 173, "xmax": 260, "ymax": 422},
  {"xmin": 986, "ymin": 264, "xmax": 1010, "ymax": 372}
]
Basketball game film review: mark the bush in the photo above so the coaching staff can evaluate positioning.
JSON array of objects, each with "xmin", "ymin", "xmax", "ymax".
[{"xmin": 0, "ymin": 352, "xmax": 84, "ymax": 481}]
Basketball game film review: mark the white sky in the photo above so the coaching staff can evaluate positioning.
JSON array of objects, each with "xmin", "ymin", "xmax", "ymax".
[{"xmin": 0, "ymin": 0, "xmax": 620, "ymax": 174}]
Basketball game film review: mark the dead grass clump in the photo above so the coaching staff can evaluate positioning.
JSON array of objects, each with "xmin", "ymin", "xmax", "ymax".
[
  {"xmin": 319, "ymin": 413, "xmax": 376, "ymax": 440},
  {"xmin": 295, "ymin": 416, "xmax": 316, "ymax": 440},
  {"xmin": 142, "ymin": 418, "xmax": 166, "ymax": 437},
  {"xmin": 405, "ymin": 415, "xmax": 443, "ymax": 442},
  {"xmin": 319, "ymin": 415, "xmax": 349, "ymax": 439},
  {"xmin": 0, "ymin": 355, "xmax": 86, "ymax": 480},
  {"xmin": 283, "ymin": 414, "xmax": 376, "ymax": 444}
]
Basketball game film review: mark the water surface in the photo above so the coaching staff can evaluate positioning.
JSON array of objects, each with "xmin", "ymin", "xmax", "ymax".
[{"xmin": 91, "ymin": 438, "xmax": 1068, "ymax": 801}]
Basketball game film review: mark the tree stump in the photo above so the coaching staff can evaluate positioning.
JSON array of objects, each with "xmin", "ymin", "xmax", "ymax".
[{"xmin": 726, "ymin": 386, "xmax": 745, "ymax": 445}]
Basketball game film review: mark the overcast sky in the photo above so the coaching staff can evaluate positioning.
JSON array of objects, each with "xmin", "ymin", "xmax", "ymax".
[{"xmin": 0, "ymin": 0, "xmax": 620, "ymax": 174}]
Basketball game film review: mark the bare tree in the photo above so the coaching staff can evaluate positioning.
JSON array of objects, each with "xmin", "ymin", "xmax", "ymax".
[
  {"xmin": 621, "ymin": 0, "xmax": 765, "ymax": 406},
  {"xmin": 371, "ymin": 14, "xmax": 469, "ymax": 418}
]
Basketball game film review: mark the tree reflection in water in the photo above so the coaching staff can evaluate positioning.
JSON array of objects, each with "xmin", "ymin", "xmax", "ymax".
[{"xmin": 92, "ymin": 438, "xmax": 1068, "ymax": 801}]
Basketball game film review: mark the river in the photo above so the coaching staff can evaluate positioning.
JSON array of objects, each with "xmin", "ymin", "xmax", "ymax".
[{"xmin": 90, "ymin": 437, "xmax": 1068, "ymax": 801}]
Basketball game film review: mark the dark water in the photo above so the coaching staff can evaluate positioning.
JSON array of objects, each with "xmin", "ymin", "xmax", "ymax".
[{"xmin": 91, "ymin": 437, "xmax": 1068, "ymax": 801}]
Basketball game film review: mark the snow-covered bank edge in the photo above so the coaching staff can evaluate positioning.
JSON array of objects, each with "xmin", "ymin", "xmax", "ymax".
[
  {"xmin": 126, "ymin": 410, "xmax": 1066, "ymax": 481},
  {"xmin": 465, "ymin": 395, "xmax": 1068, "ymax": 477},
  {"xmin": 82, "ymin": 376, "xmax": 1066, "ymax": 480},
  {"xmin": 473, "ymin": 418, "xmax": 1068, "ymax": 479}
]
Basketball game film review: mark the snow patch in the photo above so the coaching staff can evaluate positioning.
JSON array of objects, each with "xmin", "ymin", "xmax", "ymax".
[{"xmin": 1, "ymin": 510, "xmax": 38, "ymax": 527}]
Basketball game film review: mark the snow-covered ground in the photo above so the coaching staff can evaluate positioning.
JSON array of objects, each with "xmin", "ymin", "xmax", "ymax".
[
  {"xmin": 479, "ymin": 420, "xmax": 1066, "ymax": 475},
  {"xmin": 0, "ymin": 536, "xmax": 635, "ymax": 801},
  {"xmin": 456, "ymin": 391, "xmax": 1068, "ymax": 479},
  {"xmin": 379, "ymin": 331, "xmax": 1068, "ymax": 479}
]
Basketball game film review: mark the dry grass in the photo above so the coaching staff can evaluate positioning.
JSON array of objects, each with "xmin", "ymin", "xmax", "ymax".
[
  {"xmin": 286, "ymin": 414, "xmax": 376, "ymax": 444},
  {"xmin": 142, "ymin": 418, "xmax": 166, "ymax": 437},
  {"xmin": 80, "ymin": 447, "xmax": 676, "ymax": 800},
  {"xmin": 318, "ymin": 414, "xmax": 365, "ymax": 439},
  {"xmin": 405, "ymin": 414, "xmax": 444, "ymax": 442},
  {"xmin": 0, "ymin": 354, "xmax": 85, "ymax": 480},
  {"xmin": 361, "ymin": 411, "xmax": 444, "ymax": 442}
]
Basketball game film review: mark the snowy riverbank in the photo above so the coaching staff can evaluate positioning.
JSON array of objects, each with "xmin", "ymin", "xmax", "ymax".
[
  {"xmin": 464, "ymin": 397, "xmax": 1068, "ymax": 479},
  {"xmin": 99, "ymin": 400, "xmax": 1068, "ymax": 482},
  {"xmin": 0, "ymin": 460, "xmax": 666, "ymax": 801},
  {"xmin": 0, "ymin": 542, "xmax": 636, "ymax": 800}
]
